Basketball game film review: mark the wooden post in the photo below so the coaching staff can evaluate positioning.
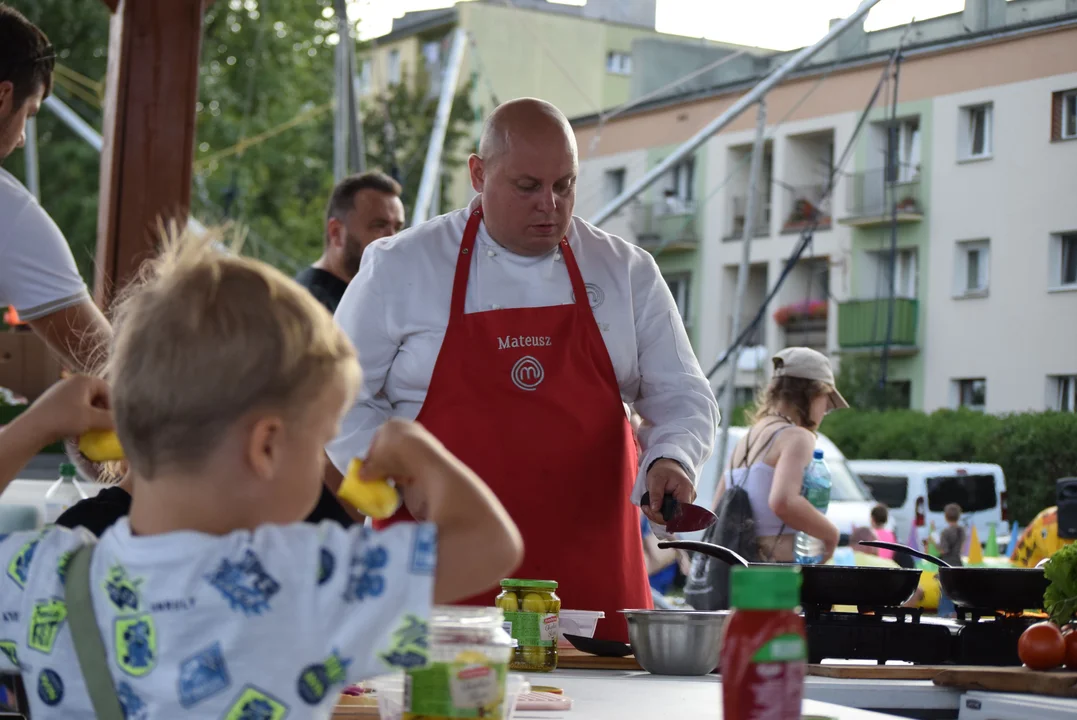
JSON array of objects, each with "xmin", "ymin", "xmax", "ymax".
[{"xmin": 94, "ymin": 0, "xmax": 204, "ymax": 307}]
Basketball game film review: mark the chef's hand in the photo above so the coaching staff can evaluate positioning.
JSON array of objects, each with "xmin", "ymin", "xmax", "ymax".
[{"xmin": 642, "ymin": 458, "xmax": 696, "ymax": 526}]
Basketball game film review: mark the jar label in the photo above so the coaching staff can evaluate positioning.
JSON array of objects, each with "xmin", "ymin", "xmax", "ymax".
[
  {"xmin": 503, "ymin": 612, "xmax": 558, "ymax": 647},
  {"xmin": 406, "ymin": 660, "xmax": 507, "ymax": 718}
]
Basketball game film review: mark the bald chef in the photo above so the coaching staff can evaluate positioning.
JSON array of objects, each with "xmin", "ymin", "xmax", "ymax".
[{"xmin": 326, "ymin": 98, "xmax": 718, "ymax": 641}]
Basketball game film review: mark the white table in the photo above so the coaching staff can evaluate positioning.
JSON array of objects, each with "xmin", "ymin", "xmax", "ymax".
[{"xmin": 519, "ymin": 670, "xmax": 913, "ymax": 719}]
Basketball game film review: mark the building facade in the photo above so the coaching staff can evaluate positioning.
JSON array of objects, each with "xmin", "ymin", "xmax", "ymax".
[{"xmin": 571, "ymin": 0, "xmax": 1077, "ymax": 414}]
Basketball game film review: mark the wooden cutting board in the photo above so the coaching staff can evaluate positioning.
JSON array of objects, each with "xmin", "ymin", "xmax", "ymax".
[
  {"xmin": 932, "ymin": 667, "xmax": 1077, "ymax": 698},
  {"xmin": 807, "ymin": 664, "xmax": 947, "ymax": 681},
  {"xmin": 556, "ymin": 646, "xmax": 643, "ymax": 671}
]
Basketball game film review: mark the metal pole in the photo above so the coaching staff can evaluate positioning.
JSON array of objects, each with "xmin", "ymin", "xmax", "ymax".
[
  {"xmin": 42, "ymin": 96, "xmax": 102, "ymax": 151},
  {"xmin": 412, "ymin": 27, "xmax": 468, "ymax": 226},
  {"xmin": 333, "ymin": 19, "xmax": 348, "ymax": 182},
  {"xmin": 23, "ymin": 116, "xmax": 40, "ymax": 199},
  {"xmin": 878, "ymin": 51, "xmax": 903, "ymax": 403},
  {"xmin": 715, "ymin": 100, "xmax": 768, "ymax": 475},
  {"xmin": 591, "ymin": 0, "xmax": 883, "ymax": 226},
  {"xmin": 345, "ymin": 32, "xmax": 366, "ymax": 174}
]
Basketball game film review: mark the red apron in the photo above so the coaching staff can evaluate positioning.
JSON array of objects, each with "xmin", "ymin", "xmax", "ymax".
[{"xmin": 375, "ymin": 206, "xmax": 652, "ymax": 641}]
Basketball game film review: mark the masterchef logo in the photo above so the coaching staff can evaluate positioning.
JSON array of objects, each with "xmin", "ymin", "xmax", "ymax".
[{"xmin": 511, "ymin": 356, "xmax": 544, "ymax": 391}]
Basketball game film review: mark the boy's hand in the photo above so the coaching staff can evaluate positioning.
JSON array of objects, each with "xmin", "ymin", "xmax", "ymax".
[
  {"xmin": 361, "ymin": 418, "xmax": 434, "ymax": 481},
  {"xmin": 23, "ymin": 375, "xmax": 113, "ymax": 444}
]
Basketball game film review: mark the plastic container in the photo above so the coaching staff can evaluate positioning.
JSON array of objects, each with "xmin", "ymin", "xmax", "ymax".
[
  {"xmin": 720, "ymin": 566, "xmax": 806, "ymax": 720},
  {"xmin": 495, "ymin": 579, "xmax": 560, "ymax": 672},
  {"xmin": 556, "ymin": 610, "xmax": 605, "ymax": 648},
  {"xmin": 371, "ymin": 673, "xmax": 530, "ymax": 720},
  {"xmin": 794, "ymin": 450, "xmax": 832, "ymax": 564},
  {"xmin": 43, "ymin": 463, "xmax": 88, "ymax": 525},
  {"xmin": 401, "ymin": 606, "xmax": 514, "ymax": 719}
]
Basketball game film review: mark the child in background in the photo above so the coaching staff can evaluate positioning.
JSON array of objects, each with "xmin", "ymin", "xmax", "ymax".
[
  {"xmin": 938, "ymin": 503, "xmax": 966, "ymax": 567},
  {"xmin": 0, "ymin": 228, "xmax": 523, "ymax": 718},
  {"xmin": 870, "ymin": 504, "xmax": 896, "ymax": 560}
]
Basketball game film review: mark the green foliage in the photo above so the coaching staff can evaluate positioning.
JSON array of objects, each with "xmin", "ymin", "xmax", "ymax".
[
  {"xmin": 5, "ymin": 0, "xmax": 477, "ymax": 281},
  {"xmin": 1044, "ymin": 543, "xmax": 1077, "ymax": 625},
  {"xmin": 834, "ymin": 355, "xmax": 910, "ymax": 411},
  {"xmin": 820, "ymin": 409, "xmax": 1077, "ymax": 525}
]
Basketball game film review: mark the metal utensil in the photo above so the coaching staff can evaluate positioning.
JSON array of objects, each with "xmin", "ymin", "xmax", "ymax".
[
  {"xmin": 639, "ymin": 492, "xmax": 717, "ymax": 533},
  {"xmin": 562, "ymin": 633, "xmax": 632, "ymax": 658},
  {"xmin": 621, "ymin": 609, "xmax": 728, "ymax": 676}
]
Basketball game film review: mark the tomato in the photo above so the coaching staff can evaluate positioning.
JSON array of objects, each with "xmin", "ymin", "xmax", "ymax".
[
  {"xmin": 1018, "ymin": 622, "xmax": 1066, "ymax": 671},
  {"xmin": 1065, "ymin": 629, "xmax": 1077, "ymax": 670}
]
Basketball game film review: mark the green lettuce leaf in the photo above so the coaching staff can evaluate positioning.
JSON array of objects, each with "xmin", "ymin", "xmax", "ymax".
[{"xmin": 1044, "ymin": 543, "xmax": 1077, "ymax": 626}]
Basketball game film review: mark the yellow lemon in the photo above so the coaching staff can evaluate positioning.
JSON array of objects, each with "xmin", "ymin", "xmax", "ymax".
[
  {"xmin": 521, "ymin": 592, "xmax": 548, "ymax": 614},
  {"xmin": 338, "ymin": 459, "xmax": 400, "ymax": 519},
  {"xmin": 78, "ymin": 430, "xmax": 124, "ymax": 462}
]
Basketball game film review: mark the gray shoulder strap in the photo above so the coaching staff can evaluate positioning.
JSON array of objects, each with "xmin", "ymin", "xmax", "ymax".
[{"xmin": 65, "ymin": 544, "xmax": 125, "ymax": 719}]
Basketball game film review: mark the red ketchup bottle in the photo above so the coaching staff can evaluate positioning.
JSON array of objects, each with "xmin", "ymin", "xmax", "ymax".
[{"xmin": 720, "ymin": 565, "xmax": 806, "ymax": 720}]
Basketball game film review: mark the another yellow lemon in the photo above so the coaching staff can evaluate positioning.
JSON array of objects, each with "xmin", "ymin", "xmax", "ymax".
[
  {"xmin": 338, "ymin": 459, "xmax": 400, "ymax": 519},
  {"xmin": 78, "ymin": 430, "xmax": 125, "ymax": 462}
]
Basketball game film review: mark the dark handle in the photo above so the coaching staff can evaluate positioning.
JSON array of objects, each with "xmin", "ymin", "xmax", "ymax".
[
  {"xmin": 640, "ymin": 492, "xmax": 678, "ymax": 523},
  {"xmin": 859, "ymin": 540, "xmax": 951, "ymax": 568},
  {"xmin": 657, "ymin": 540, "xmax": 752, "ymax": 568}
]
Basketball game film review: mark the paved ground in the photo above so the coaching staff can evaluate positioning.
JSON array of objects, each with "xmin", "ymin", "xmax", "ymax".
[{"xmin": 17, "ymin": 454, "xmax": 68, "ymax": 480}]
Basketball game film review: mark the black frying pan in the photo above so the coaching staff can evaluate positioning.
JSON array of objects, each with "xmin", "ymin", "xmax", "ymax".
[
  {"xmin": 659, "ymin": 540, "xmax": 922, "ymax": 608},
  {"xmin": 860, "ymin": 540, "xmax": 1049, "ymax": 611}
]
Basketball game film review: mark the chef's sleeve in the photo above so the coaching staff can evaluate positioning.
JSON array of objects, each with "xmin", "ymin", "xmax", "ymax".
[
  {"xmin": 629, "ymin": 252, "xmax": 719, "ymax": 504},
  {"xmin": 327, "ymin": 251, "xmax": 397, "ymax": 474}
]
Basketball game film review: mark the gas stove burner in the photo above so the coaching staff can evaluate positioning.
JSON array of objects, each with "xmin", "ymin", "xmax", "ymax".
[
  {"xmin": 804, "ymin": 607, "xmax": 955, "ymax": 665},
  {"xmin": 954, "ymin": 607, "xmax": 1047, "ymax": 624}
]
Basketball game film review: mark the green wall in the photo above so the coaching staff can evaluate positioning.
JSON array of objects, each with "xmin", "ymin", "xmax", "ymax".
[{"xmin": 849, "ymin": 98, "xmax": 934, "ymax": 409}]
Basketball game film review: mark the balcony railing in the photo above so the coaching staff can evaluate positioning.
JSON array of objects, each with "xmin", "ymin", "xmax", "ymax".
[
  {"xmin": 726, "ymin": 192, "xmax": 772, "ymax": 239},
  {"xmin": 631, "ymin": 200, "xmax": 698, "ymax": 252},
  {"xmin": 842, "ymin": 165, "xmax": 924, "ymax": 227},
  {"xmin": 838, "ymin": 298, "xmax": 919, "ymax": 350},
  {"xmin": 781, "ymin": 183, "xmax": 831, "ymax": 233}
]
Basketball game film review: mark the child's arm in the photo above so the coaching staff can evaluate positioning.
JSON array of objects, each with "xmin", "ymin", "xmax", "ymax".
[
  {"xmin": 362, "ymin": 419, "xmax": 523, "ymax": 604},
  {"xmin": 0, "ymin": 376, "xmax": 113, "ymax": 489}
]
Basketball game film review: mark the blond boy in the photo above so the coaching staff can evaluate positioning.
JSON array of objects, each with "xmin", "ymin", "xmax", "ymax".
[{"xmin": 0, "ymin": 230, "xmax": 522, "ymax": 718}]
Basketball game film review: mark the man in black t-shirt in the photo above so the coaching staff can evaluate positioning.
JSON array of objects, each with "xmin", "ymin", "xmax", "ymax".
[{"xmin": 295, "ymin": 171, "xmax": 405, "ymax": 313}]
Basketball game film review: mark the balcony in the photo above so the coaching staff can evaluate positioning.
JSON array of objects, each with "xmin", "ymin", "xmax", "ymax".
[
  {"xmin": 774, "ymin": 299, "xmax": 828, "ymax": 352},
  {"xmin": 841, "ymin": 165, "xmax": 925, "ymax": 228},
  {"xmin": 781, "ymin": 184, "xmax": 832, "ymax": 234},
  {"xmin": 631, "ymin": 201, "xmax": 698, "ymax": 253},
  {"xmin": 837, "ymin": 298, "xmax": 919, "ymax": 353},
  {"xmin": 726, "ymin": 193, "xmax": 772, "ymax": 240}
]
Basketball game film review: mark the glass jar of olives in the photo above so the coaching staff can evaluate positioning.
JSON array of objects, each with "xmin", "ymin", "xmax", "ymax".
[{"xmin": 495, "ymin": 579, "xmax": 560, "ymax": 672}]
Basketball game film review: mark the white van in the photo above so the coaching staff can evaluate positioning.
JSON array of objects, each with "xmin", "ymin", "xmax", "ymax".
[
  {"xmin": 683, "ymin": 426, "xmax": 878, "ymax": 542},
  {"xmin": 847, "ymin": 460, "xmax": 1009, "ymax": 548}
]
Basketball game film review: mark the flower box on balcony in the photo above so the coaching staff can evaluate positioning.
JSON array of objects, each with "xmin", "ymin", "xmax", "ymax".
[{"xmin": 773, "ymin": 299, "xmax": 828, "ymax": 327}]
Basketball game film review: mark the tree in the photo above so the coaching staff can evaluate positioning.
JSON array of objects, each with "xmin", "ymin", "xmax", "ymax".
[{"xmin": 834, "ymin": 355, "xmax": 909, "ymax": 411}]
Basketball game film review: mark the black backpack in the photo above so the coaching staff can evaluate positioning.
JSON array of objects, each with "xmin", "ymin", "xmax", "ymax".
[{"xmin": 683, "ymin": 423, "xmax": 789, "ymax": 611}]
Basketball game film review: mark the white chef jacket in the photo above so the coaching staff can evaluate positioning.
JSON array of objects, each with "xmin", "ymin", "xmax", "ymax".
[
  {"xmin": 0, "ymin": 169, "xmax": 90, "ymax": 321},
  {"xmin": 327, "ymin": 196, "xmax": 719, "ymax": 502}
]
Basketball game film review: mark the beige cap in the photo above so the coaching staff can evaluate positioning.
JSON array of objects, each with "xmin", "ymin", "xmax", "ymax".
[{"xmin": 771, "ymin": 347, "xmax": 849, "ymax": 409}]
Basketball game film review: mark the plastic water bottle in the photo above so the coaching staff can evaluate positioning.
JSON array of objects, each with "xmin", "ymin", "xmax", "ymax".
[
  {"xmin": 43, "ymin": 463, "xmax": 88, "ymax": 525},
  {"xmin": 794, "ymin": 450, "xmax": 831, "ymax": 565}
]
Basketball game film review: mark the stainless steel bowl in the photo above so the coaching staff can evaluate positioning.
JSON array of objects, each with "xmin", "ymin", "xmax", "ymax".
[{"xmin": 621, "ymin": 609, "xmax": 729, "ymax": 676}]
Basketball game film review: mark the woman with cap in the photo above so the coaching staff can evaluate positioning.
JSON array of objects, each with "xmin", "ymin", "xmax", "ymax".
[{"xmin": 711, "ymin": 347, "xmax": 847, "ymax": 562}]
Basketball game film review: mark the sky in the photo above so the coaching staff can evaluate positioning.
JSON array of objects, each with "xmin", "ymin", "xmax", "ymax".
[{"xmin": 350, "ymin": 0, "xmax": 969, "ymax": 49}]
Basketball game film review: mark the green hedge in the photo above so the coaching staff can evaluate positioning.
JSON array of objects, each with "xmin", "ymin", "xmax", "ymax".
[{"xmin": 818, "ymin": 409, "xmax": 1077, "ymax": 525}]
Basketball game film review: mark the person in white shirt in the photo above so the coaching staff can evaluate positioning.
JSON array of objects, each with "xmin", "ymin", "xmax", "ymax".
[
  {"xmin": 327, "ymin": 97, "xmax": 718, "ymax": 642},
  {"xmin": 0, "ymin": 225, "xmax": 522, "ymax": 718},
  {"xmin": 0, "ymin": 5, "xmax": 110, "ymax": 372}
]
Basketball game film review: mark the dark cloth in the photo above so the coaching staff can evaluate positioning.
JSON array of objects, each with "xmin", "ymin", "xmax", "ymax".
[
  {"xmin": 294, "ymin": 266, "xmax": 349, "ymax": 314},
  {"xmin": 55, "ymin": 484, "xmax": 355, "ymax": 537},
  {"xmin": 938, "ymin": 525, "xmax": 966, "ymax": 567}
]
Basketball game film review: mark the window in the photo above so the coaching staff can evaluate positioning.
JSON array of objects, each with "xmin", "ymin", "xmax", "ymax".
[
  {"xmin": 606, "ymin": 51, "xmax": 632, "ymax": 75},
  {"xmin": 859, "ymin": 475, "xmax": 910, "ymax": 509},
  {"xmin": 927, "ymin": 474, "xmax": 998, "ymax": 513},
  {"xmin": 1050, "ymin": 375, "xmax": 1077, "ymax": 412},
  {"xmin": 1051, "ymin": 88, "xmax": 1077, "ymax": 141},
  {"xmin": 884, "ymin": 118, "xmax": 921, "ymax": 183},
  {"xmin": 959, "ymin": 103, "xmax": 993, "ymax": 160},
  {"xmin": 358, "ymin": 59, "xmax": 373, "ymax": 96},
  {"xmin": 603, "ymin": 167, "xmax": 625, "ymax": 203},
  {"xmin": 887, "ymin": 380, "xmax": 912, "ymax": 409},
  {"xmin": 660, "ymin": 158, "xmax": 695, "ymax": 214},
  {"xmin": 955, "ymin": 378, "xmax": 986, "ymax": 412},
  {"xmin": 1051, "ymin": 232, "xmax": 1077, "ymax": 289},
  {"xmin": 869, "ymin": 248, "xmax": 918, "ymax": 299},
  {"xmin": 387, "ymin": 48, "xmax": 401, "ymax": 85},
  {"xmin": 954, "ymin": 240, "xmax": 990, "ymax": 297},
  {"xmin": 422, "ymin": 41, "xmax": 441, "ymax": 68},
  {"xmin": 664, "ymin": 273, "xmax": 691, "ymax": 326}
]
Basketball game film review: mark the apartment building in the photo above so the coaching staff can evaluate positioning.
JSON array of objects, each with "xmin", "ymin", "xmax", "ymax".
[
  {"xmin": 357, "ymin": 0, "xmax": 764, "ymax": 210},
  {"xmin": 571, "ymin": 0, "xmax": 1077, "ymax": 413}
]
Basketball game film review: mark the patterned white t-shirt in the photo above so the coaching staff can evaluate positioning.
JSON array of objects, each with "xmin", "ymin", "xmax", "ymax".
[{"xmin": 0, "ymin": 518, "xmax": 437, "ymax": 718}]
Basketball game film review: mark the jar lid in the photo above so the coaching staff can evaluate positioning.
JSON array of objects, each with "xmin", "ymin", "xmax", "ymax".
[
  {"xmin": 729, "ymin": 566, "xmax": 801, "ymax": 610},
  {"xmin": 500, "ymin": 578, "xmax": 557, "ymax": 590}
]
